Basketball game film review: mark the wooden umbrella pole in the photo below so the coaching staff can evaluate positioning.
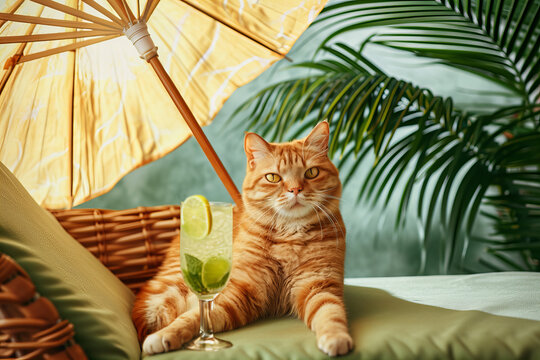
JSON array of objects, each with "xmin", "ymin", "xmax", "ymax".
[
  {"xmin": 123, "ymin": 21, "xmax": 242, "ymax": 205},
  {"xmin": 148, "ymin": 56, "xmax": 243, "ymax": 206}
]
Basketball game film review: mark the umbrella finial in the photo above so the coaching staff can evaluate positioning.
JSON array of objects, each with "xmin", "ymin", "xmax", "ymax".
[{"xmin": 124, "ymin": 21, "xmax": 157, "ymax": 61}]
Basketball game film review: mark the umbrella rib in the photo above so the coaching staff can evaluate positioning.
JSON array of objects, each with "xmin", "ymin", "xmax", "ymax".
[
  {"xmin": 81, "ymin": 0, "xmax": 125, "ymax": 28},
  {"xmin": 67, "ymin": 0, "xmax": 78, "ymax": 210},
  {"xmin": 30, "ymin": 0, "xmax": 122, "ymax": 30},
  {"xmin": 119, "ymin": 0, "xmax": 134, "ymax": 24},
  {"xmin": 18, "ymin": 34, "xmax": 121, "ymax": 63},
  {"xmin": 1, "ymin": 6, "xmax": 44, "ymax": 94},
  {"xmin": 178, "ymin": 0, "xmax": 285, "ymax": 57},
  {"xmin": 0, "ymin": 0, "xmax": 24, "ymax": 30},
  {"xmin": 141, "ymin": 0, "xmax": 159, "ymax": 22},
  {"xmin": 105, "ymin": 0, "xmax": 136, "ymax": 26},
  {"xmin": 0, "ymin": 29, "xmax": 120, "ymax": 44},
  {"xmin": 0, "ymin": 13, "xmax": 118, "ymax": 31}
]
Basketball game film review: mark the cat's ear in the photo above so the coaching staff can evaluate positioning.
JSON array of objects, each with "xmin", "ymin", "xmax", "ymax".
[
  {"xmin": 304, "ymin": 121, "xmax": 329, "ymax": 154},
  {"xmin": 244, "ymin": 132, "xmax": 271, "ymax": 169}
]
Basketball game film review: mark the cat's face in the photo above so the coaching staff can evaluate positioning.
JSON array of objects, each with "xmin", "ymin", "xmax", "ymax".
[{"xmin": 242, "ymin": 122, "xmax": 341, "ymax": 225}]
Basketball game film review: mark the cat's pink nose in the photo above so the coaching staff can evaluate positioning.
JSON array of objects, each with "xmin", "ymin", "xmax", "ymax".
[{"xmin": 288, "ymin": 186, "xmax": 303, "ymax": 196}]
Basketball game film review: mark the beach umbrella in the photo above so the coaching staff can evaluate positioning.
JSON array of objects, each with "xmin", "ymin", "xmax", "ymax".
[{"xmin": 0, "ymin": 0, "xmax": 326, "ymax": 208}]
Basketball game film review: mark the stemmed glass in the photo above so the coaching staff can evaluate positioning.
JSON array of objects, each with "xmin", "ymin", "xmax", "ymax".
[{"xmin": 180, "ymin": 199, "xmax": 233, "ymax": 351}]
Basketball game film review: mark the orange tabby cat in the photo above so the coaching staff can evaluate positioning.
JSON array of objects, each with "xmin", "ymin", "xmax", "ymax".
[{"xmin": 132, "ymin": 121, "xmax": 353, "ymax": 356}]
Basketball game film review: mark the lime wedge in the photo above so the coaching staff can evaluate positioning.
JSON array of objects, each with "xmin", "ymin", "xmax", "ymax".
[
  {"xmin": 202, "ymin": 256, "xmax": 231, "ymax": 289},
  {"xmin": 182, "ymin": 195, "xmax": 212, "ymax": 239}
]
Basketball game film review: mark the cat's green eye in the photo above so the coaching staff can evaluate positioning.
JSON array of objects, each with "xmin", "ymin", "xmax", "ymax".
[
  {"xmin": 265, "ymin": 173, "xmax": 281, "ymax": 183},
  {"xmin": 305, "ymin": 167, "xmax": 319, "ymax": 179}
]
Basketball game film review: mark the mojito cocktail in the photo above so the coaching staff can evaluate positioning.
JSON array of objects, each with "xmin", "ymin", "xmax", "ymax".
[{"xmin": 180, "ymin": 195, "xmax": 233, "ymax": 351}]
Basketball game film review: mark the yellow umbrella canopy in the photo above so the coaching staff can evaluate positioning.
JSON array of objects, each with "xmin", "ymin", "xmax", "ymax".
[{"xmin": 0, "ymin": 0, "xmax": 326, "ymax": 209}]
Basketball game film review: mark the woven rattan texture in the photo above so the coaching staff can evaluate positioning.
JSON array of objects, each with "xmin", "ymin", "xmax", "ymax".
[
  {"xmin": 0, "ymin": 253, "xmax": 87, "ymax": 360},
  {"xmin": 49, "ymin": 205, "xmax": 180, "ymax": 293}
]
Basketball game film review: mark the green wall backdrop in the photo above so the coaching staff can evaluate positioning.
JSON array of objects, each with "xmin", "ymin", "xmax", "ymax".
[{"xmin": 79, "ymin": 8, "xmax": 518, "ymax": 277}]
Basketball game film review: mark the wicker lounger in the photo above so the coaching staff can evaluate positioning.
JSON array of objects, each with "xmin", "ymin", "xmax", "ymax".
[{"xmin": 1, "ymin": 205, "xmax": 179, "ymax": 359}]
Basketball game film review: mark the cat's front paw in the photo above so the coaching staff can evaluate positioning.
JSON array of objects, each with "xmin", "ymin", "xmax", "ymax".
[
  {"xmin": 143, "ymin": 333, "xmax": 168, "ymax": 354},
  {"xmin": 317, "ymin": 332, "xmax": 353, "ymax": 357},
  {"xmin": 142, "ymin": 331, "xmax": 183, "ymax": 355}
]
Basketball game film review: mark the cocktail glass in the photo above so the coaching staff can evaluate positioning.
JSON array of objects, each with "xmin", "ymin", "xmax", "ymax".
[{"xmin": 180, "ymin": 201, "xmax": 233, "ymax": 351}]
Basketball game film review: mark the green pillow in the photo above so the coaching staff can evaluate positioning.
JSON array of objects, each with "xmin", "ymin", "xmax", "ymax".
[
  {"xmin": 144, "ymin": 285, "xmax": 540, "ymax": 359},
  {"xmin": 0, "ymin": 161, "xmax": 140, "ymax": 360}
]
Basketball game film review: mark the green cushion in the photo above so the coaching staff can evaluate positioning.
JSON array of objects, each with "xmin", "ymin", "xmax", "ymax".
[
  {"xmin": 0, "ymin": 161, "xmax": 140, "ymax": 360},
  {"xmin": 145, "ymin": 285, "xmax": 540, "ymax": 360}
]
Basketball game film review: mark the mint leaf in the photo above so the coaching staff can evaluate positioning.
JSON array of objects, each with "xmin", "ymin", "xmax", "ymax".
[
  {"xmin": 182, "ymin": 254, "xmax": 205, "ymax": 293},
  {"xmin": 185, "ymin": 253, "xmax": 203, "ymax": 274}
]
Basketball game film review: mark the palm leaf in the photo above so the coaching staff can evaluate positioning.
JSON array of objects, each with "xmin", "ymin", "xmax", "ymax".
[
  {"xmin": 315, "ymin": 0, "xmax": 540, "ymax": 105},
  {"xmin": 235, "ymin": 2, "xmax": 540, "ymax": 273},
  {"xmin": 476, "ymin": 131, "xmax": 540, "ymax": 271}
]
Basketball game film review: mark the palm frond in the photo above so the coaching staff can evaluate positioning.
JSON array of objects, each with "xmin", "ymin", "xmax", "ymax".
[
  {"xmin": 239, "ymin": 41, "xmax": 540, "ymax": 272},
  {"xmin": 315, "ymin": 0, "xmax": 540, "ymax": 105},
  {"xmin": 476, "ymin": 132, "xmax": 540, "ymax": 271},
  {"xmin": 236, "ymin": 2, "xmax": 540, "ymax": 273}
]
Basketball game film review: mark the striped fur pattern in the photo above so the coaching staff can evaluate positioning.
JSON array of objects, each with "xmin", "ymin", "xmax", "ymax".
[{"xmin": 132, "ymin": 122, "xmax": 353, "ymax": 356}]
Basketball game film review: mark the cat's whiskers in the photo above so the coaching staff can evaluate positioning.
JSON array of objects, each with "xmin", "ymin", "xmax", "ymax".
[
  {"xmin": 317, "ymin": 188, "xmax": 336, "ymax": 193},
  {"xmin": 317, "ymin": 193, "xmax": 341, "ymax": 200},
  {"xmin": 249, "ymin": 198, "xmax": 293, "ymax": 233},
  {"xmin": 274, "ymin": 206, "xmax": 288, "ymax": 232},
  {"xmin": 312, "ymin": 187, "xmax": 341, "ymax": 199},
  {"xmin": 242, "ymin": 202, "xmax": 278, "ymax": 230},
  {"xmin": 268, "ymin": 203, "xmax": 288, "ymax": 234},
  {"xmin": 315, "ymin": 186, "xmax": 339, "ymax": 194},
  {"xmin": 318, "ymin": 202, "xmax": 346, "ymax": 240},
  {"xmin": 308, "ymin": 203, "xmax": 325, "ymax": 241},
  {"xmin": 275, "ymin": 194, "xmax": 295, "ymax": 208},
  {"xmin": 302, "ymin": 192, "xmax": 331, "ymax": 207},
  {"xmin": 302, "ymin": 195, "xmax": 323, "ymax": 210},
  {"xmin": 314, "ymin": 192, "xmax": 343, "ymax": 205},
  {"xmin": 307, "ymin": 188, "xmax": 347, "ymax": 209},
  {"xmin": 311, "ymin": 187, "xmax": 343, "ymax": 201},
  {"xmin": 311, "ymin": 202, "xmax": 343, "ymax": 245}
]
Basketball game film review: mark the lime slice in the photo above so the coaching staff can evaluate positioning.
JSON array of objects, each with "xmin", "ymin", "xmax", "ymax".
[
  {"xmin": 202, "ymin": 256, "xmax": 231, "ymax": 289},
  {"xmin": 182, "ymin": 195, "xmax": 212, "ymax": 239}
]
